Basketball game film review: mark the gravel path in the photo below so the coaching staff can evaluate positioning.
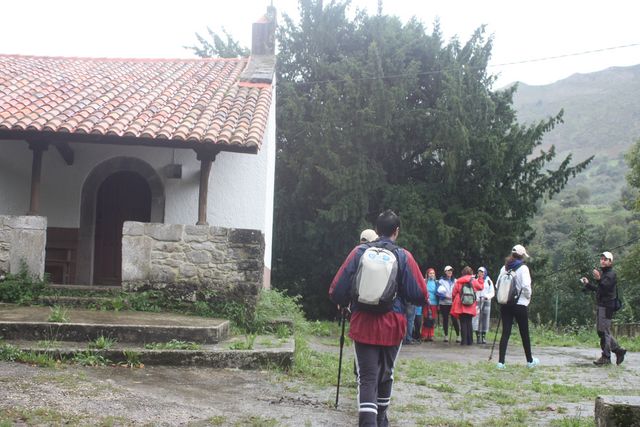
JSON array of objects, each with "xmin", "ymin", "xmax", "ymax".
[{"xmin": 0, "ymin": 340, "xmax": 637, "ymax": 426}]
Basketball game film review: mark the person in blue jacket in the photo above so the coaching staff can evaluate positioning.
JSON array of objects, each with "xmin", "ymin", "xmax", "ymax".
[{"xmin": 329, "ymin": 210, "xmax": 428, "ymax": 427}]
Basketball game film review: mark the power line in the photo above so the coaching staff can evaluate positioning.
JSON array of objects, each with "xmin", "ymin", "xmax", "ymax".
[
  {"xmin": 280, "ymin": 42, "xmax": 640, "ymax": 87},
  {"xmin": 536, "ymin": 234, "xmax": 640, "ymax": 282},
  {"xmin": 490, "ymin": 43, "xmax": 640, "ymax": 67}
]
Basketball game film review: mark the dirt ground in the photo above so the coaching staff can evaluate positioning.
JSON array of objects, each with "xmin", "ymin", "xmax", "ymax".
[{"xmin": 0, "ymin": 340, "xmax": 637, "ymax": 426}]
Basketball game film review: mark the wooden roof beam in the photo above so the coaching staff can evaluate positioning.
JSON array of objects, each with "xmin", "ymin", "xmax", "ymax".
[{"xmin": 52, "ymin": 141, "xmax": 74, "ymax": 165}]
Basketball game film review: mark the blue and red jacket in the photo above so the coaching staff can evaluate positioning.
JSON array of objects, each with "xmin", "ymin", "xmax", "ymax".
[{"xmin": 329, "ymin": 237, "xmax": 428, "ymax": 346}]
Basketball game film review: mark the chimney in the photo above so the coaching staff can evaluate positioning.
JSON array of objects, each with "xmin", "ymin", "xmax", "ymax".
[{"xmin": 251, "ymin": 6, "xmax": 277, "ymax": 55}]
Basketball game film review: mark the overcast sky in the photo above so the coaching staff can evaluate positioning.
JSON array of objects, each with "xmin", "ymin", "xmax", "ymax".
[{"xmin": 1, "ymin": 0, "xmax": 638, "ymax": 87}]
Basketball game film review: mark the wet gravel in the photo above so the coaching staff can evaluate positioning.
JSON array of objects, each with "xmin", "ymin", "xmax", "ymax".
[{"xmin": 0, "ymin": 340, "xmax": 637, "ymax": 426}]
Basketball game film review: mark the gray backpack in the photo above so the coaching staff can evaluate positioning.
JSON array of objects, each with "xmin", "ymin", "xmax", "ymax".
[{"xmin": 351, "ymin": 242, "xmax": 399, "ymax": 312}]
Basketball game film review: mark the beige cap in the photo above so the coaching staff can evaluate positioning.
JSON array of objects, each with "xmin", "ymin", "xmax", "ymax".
[
  {"xmin": 444, "ymin": 265, "xmax": 453, "ymax": 271},
  {"xmin": 512, "ymin": 244, "xmax": 530, "ymax": 258},
  {"xmin": 360, "ymin": 229, "xmax": 378, "ymax": 243},
  {"xmin": 601, "ymin": 251, "xmax": 613, "ymax": 261}
]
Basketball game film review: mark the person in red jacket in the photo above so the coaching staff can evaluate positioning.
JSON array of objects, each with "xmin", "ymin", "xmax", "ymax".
[
  {"xmin": 451, "ymin": 266, "xmax": 484, "ymax": 345},
  {"xmin": 329, "ymin": 210, "xmax": 428, "ymax": 427}
]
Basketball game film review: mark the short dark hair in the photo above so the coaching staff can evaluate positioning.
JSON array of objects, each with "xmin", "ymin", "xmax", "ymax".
[{"xmin": 375, "ymin": 210, "xmax": 400, "ymax": 237}]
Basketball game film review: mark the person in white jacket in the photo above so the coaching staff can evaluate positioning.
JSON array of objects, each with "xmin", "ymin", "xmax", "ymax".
[
  {"xmin": 495, "ymin": 244, "xmax": 539, "ymax": 369},
  {"xmin": 437, "ymin": 266, "xmax": 460, "ymax": 342},
  {"xmin": 472, "ymin": 267, "xmax": 494, "ymax": 344}
]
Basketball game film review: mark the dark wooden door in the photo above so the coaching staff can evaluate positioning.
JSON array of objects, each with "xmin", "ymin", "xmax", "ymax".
[{"xmin": 93, "ymin": 171, "xmax": 151, "ymax": 285}]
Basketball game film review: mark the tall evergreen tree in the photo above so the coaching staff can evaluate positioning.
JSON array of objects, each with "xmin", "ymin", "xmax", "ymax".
[{"xmin": 273, "ymin": 0, "xmax": 590, "ymax": 318}]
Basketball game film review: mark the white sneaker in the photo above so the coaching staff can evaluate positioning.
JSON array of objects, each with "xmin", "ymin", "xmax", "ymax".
[
  {"xmin": 496, "ymin": 362, "xmax": 506, "ymax": 370},
  {"xmin": 527, "ymin": 357, "xmax": 540, "ymax": 369}
]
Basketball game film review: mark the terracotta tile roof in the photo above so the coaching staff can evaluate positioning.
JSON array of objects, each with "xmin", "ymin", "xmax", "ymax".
[{"xmin": 0, "ymin": 54, "xmax": 273, "ymax": 152}]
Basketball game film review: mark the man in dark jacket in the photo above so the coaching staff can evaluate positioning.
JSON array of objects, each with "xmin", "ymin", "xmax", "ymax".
[
  {"xmin": 329, "ymin": 210, "xmax": 428, "ymax": 427},
  {"xmin": 581, "ymin": 251, "xmax": 627, "ymax": 365}
]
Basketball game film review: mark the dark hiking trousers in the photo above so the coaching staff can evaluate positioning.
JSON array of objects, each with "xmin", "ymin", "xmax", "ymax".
[
  {"xmin": 353, "ymin": 341, "xmax": 401, "ymax": 427},
  {"xmin": 459, "ymin": 313, "xmax": 473, "ymax": 345},
  {"xmin": 439, "ymin": 304, "xmax": 460, "ymax": 337},
  {"xmin": 596, "ymin": 306, "xmax": 620, "ymax": 358},
  {"xmin": 498, "ymin": 304, "xmax": 533, "ymax": 364}
]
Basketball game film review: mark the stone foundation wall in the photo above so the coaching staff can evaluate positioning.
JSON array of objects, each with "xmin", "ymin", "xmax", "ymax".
[
  {"xmin": 0, "ymin": 215, "xmax": 47, "ymax": 278},
  {"xmin": 122, "ymin": 222, "xmax": 265, "ymax": 312}
]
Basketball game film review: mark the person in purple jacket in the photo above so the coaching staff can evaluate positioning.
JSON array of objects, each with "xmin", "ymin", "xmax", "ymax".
[{"xmin": 329, "ymin": 210, "xmax": 428, "ymax": 427}]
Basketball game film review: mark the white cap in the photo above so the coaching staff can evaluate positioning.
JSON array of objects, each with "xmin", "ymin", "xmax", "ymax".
[
  {"xmin": 511, "ymin": 244, "xmax": 530, "ymax": 258},
  {"xmin": 360, "ymin": 229, "xmax": 378, "ymax": 243},
  {"xmin": 444, "ymin": 265, "xmax": 453, "ymax": 271},
  {"xmin": 601, "ymin": 251, "xmax": 613, "ymax": 261}
]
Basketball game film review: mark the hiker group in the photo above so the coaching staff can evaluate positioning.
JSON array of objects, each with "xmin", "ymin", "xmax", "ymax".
[{"xmin": 329, "ymin": 210, "xmax": 626, "ymax": 427}]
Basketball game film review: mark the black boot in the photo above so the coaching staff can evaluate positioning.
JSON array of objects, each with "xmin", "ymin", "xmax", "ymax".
[
  {"xmin": 476, "ymin": 332, "xmax": 481, "ymax": 344},
  {"xmin": 593, "ymin": 355, "xmax": 611, "ymax": 366}
]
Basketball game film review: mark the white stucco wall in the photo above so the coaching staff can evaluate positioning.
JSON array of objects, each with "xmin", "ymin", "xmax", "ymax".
[{"xmin": 0, "ymin": 101, "xmax": 276, "ymax": 269}]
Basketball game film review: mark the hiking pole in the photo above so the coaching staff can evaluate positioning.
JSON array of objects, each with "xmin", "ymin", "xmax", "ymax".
[
  {"xmin": 335, "ymin": 307, "xmax": 348, "ymax": 409},
  {"xmin": 488, "ymin": 314, "xmax": 502, "ymax": 361}
]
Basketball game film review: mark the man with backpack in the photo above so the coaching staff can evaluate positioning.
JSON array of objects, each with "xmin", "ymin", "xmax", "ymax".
[
  {"xmin": 580, "ymin": 251, "xmax": 627, "ymax": 366},
  {"xmin": 329, "ymin": 210, "xmax": 428, "ymax": 427}
]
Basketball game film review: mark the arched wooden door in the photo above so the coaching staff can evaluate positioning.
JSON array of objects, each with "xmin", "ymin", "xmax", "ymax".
[{"xmin": 93, "ymin": 171, "xmax": 151, "ymax": 285}]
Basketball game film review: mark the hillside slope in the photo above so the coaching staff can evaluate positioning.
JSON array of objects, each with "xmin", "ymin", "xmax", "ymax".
[{"xmin": 512, "ymin": 64, "xmax": 640, "ymax": 204}]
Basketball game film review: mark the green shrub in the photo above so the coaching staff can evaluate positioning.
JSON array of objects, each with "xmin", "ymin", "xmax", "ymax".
[
  {"xmin": 0, "ymin": 263, "xmax": 45, "ymax": 304},
  {"xmin": 47, "ymin": 306, "xmax": 69, "ymax": 323},
  {"xmin": 121, "ymin": 350, "xmax": 142, "ymax": 368},
  {"xmin": 90, "ymin": 336, "xmax": 116, "ymax": 350},
  {"xmin": 72, "ymin": 350, "xmax": 109, "ymax": 366}
]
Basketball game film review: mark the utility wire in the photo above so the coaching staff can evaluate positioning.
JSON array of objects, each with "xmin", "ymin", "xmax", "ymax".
[
  {"xmin": 535, "ymin": 234, "xmax": 640, "ymax": 281},
  {"xmin": 280, "ymin": 42, "xmax": 640, "ymax": 87},
  {"xmin": 489, "ymin": 43, "xmax": 640, "ymax": 67}
]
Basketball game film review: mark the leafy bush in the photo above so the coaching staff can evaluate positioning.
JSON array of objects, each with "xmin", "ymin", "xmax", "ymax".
[
  {"xmin": 71, "ymin": 350, "xmax": 109, "ymax": 366},
  {"xmin": 47, "ymin": 305, "xmax": 69, "ymax": 323},
  {"xmin": 121, "ymin": 350, "xmax": 143, "ymax": 368},
  {"xmin": 0, "ymin": 263, "xmax": 45, "ymax": 304},
  {"xmin": 89, "ymin": 336, "xmax": 116, "ymax": 350}
]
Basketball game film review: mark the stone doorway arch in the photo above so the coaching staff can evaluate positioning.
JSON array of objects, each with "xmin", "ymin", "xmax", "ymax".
[{"xmin": 77, "ymin": 157, "xmax": 164, "ymax": 285}]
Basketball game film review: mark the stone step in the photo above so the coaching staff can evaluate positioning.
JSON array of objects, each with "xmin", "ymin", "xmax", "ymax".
[
  {"xmin": 0, "ymin": 305, "xmax": 228, "ymax": 344},
  {"xmin": 46, "ymin": 284, "xmax": 122, "ymax": 294},
  {"xmin": 2, "ymin": 336, "xmax": 294, "ymax": 369},
  {"xmin": 38, "ymin": 295, "xmax": 115, "ymax": 308},
  {"xmin": 595, "ymin": 395, "xmax": 640, "ymax": 426}
]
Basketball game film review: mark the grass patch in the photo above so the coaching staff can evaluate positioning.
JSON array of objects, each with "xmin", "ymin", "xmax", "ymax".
[
  {"xmin": 121, "ymin": 350, "xmax": 143, "ymax": 368},
  {"xmin": 47, "ymin": 305, "xmax": 69, "ymax": 323},
  {"xmin": 416, "ymin": 416, "xmax": 473, "ymax": 426},
  {"xmin": 0, "ymin": 407, "xmax": 84, "ymax": 425},
  {"xmin": 36, "ymin": 339, "xmax": 60, "ymax": 349},
  {"xmin": 144, "ymin": 339, "xmax": 201, "ymax": 350},
  {"xmin": 430, "ymin": 383, "xmax": 456, "ymax": 393},
  {"xmin": 207, "ymin": 415, "xmax": 228, "ymax": 425},
  {"xmin": 234, "ymin": 415, "xmax": 279, "ymax": 427},
  {"xmin": 0, "ymin": 341, "xmax": 58, "ymax": 367},
  {"xmin": 228, "ymin": 334, "xmax": 257, "ymax": 350},
  {"xmin": 0, "ymin": 263, "xmax": 46, "ymax": 304},
  {"xmin": 71, "ymin": 350, "xmax": 109, "ymax": 367},
  {"xmin": 90, "ymin": 335, "xmax": 116, "ymax": 350},
  {"xmin": 550, "ymin": 415, "xmax": 595, "ymax": 426}
]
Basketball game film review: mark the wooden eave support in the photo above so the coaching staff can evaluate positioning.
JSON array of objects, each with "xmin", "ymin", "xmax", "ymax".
[
  {"xmin": 26, "ymin": 140, "xmax": 49, "ymax": 216},
  {"xmin": 195, "ymin": 149, "xmax": 220, "ymax": 225},
  {"xmin": 52, "ymin": 141, "xmax": 74, "ymax": 165}
]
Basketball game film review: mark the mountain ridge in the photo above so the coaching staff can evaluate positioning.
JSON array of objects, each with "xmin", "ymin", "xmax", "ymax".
[{"xmin": 511, "ymin": 63, "xmax": 640, "ymax": 205}]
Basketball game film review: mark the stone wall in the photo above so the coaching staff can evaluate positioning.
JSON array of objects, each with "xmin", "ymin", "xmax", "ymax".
[
  {"xmin": 0, "ymin": 215, "xmax": 47, "ymax": 278},
  {"xmin": 122, "ymin": 222, "xmax": 265, "ymax": 312}
]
